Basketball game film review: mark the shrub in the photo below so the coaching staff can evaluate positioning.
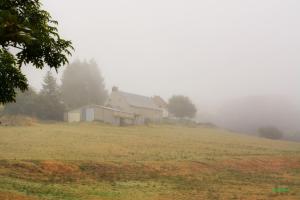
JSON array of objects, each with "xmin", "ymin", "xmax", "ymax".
[{"xmin": 258, "ymin": 126, "xmax": 283, "ymax": 140}]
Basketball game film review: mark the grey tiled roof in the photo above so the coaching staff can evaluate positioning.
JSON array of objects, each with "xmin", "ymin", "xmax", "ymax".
[{"xmin": 119, "ymin": 91, "xmax": 160, "ymax": 110}]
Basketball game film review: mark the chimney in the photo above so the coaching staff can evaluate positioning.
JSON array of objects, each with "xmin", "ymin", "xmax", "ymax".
[{"xmin": 112, "ymin": 86, "xmax": 118, "ymax": 92}]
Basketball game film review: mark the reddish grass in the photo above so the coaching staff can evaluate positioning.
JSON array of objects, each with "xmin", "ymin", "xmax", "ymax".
[
  {"xmin": 40, "ymin": 160, "xmax": 79, "ymax": 174},
  {"xmin": 0, "ymin": 157, "xmax": 299, "ymax": 183},
  {"xmin": 0, "ymin": 191, "xmax": 37, "ymax": 200},
  {"xmin": 219, "ymin": 157, "xmax": 300, "ymax": 172}
]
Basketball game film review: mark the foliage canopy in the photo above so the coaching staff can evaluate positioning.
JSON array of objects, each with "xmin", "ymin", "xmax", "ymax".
[
  {"xmin": 0, "ymin": 0, "xmax": 73, "ymax": 103},
  {"xmin": 168, "ymin": 95, "xmax": 197, "ymax": 118}
]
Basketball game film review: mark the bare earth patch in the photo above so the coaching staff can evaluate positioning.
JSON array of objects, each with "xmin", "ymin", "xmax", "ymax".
[
  {"xmin": 0, "ymin": 191, "xmax": 37, "ymax": 200},
  {"xmin": 40, "ymin": 160, "xmax": 80, "ymax": 174}
]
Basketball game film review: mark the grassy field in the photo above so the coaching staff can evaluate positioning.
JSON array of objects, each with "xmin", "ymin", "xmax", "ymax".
[{"xmin": 0, "ymin": 123, "xmax": 299, "ymax": 199}]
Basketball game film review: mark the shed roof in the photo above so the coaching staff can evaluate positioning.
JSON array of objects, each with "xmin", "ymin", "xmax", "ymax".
[{"xmin": 67, "ymin": 104, "xmax": 134, "ymax": 115}]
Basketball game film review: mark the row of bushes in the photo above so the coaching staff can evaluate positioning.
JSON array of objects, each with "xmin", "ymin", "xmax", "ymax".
[{"xmin": 0, "ymin": 115, "xmax": 37, "ymax": 126}]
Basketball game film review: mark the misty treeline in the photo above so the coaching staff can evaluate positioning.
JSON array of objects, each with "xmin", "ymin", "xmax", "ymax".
[
  {"xmin": 1, "ymin": 60, "xmax": 198, "ymax": 122},
  {"xmin": 1, "ymin": 60, "xmax": 108, "ymax": 121},
  {"xmin": 214, "ymin": 96, "xmax": 300, "ymax": 141}
]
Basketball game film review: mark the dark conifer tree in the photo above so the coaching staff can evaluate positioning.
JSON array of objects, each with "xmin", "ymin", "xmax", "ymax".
[{"xmin": 61, "ymin": 60, "xmax": 108, "ymax": 109}]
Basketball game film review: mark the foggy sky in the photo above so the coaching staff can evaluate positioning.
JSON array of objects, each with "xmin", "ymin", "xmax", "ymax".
[{"xmin": 23, "ymin": 0, "xmax": 300, "ymax": 110}]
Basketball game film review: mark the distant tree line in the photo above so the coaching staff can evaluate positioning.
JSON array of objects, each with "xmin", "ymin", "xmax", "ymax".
[
  {"xmin": 1, "ymin": 59, "xmax": 199, "ymax": 122},
  {"xmin": 1, "ymin": 60, "xmax": 108, "ymax": 121}
]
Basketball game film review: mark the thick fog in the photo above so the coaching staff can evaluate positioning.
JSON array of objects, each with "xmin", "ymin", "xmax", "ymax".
[{"xmin": 23, "ymin": 0, "xmax": 300, "ymax": 131}]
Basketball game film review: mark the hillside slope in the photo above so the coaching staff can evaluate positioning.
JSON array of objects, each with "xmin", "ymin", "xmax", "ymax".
[{"xmin": 0, "ymin": 123, "xmax": 299, "ymax": 199}]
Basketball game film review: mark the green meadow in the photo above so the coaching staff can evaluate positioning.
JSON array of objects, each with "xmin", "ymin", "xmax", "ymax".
[{"xmin": 0, "ymin": 123, "xmax": 299, "ymax": 200}]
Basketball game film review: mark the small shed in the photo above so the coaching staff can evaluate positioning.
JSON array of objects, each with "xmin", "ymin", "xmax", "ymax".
[
  {"xmin": 64, "ymin": 105, "xmax": 139, "ymax": 126},
  {"xmin": 93, "ymin": 105, "xmax": 136, "ymax": 126},
  {"xmin": 64, "ymin": 109, "xmax": 81, "ymax": 122}
]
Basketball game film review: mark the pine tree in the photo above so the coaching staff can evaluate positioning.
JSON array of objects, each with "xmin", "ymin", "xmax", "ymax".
[{"xmin": 38, "ymin": 71, "xmax": 65, "ymax": 120}]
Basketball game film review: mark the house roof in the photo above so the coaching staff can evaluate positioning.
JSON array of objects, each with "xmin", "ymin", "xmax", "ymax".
[
  {"xmin": 118, "ymin": 91, "xmax": 160, "ymax": 110},
  {"xmin": 152, "ymin": 96, "xmax": 168, "ymax": 108}
]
